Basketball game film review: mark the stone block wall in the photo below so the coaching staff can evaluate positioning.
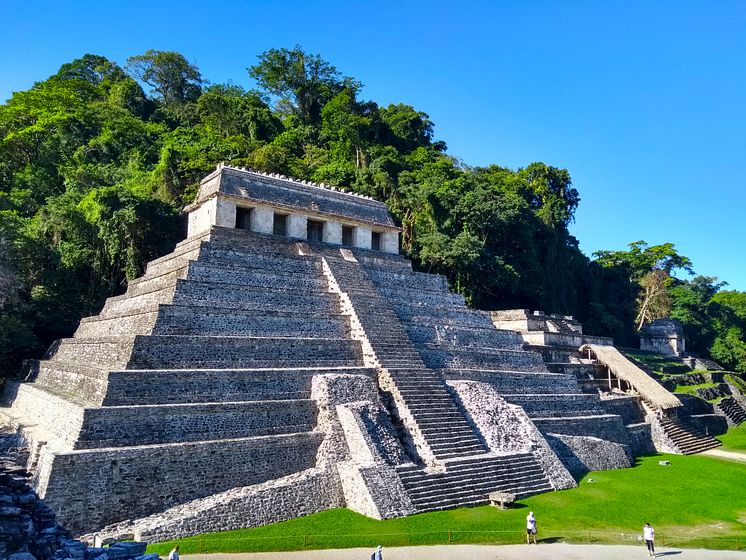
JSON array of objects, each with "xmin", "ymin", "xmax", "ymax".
[
  {"xmin": 102, "ymin": 367, "xmax": 343, "ymax": 406},
  {"xmin": 420, "ymin": 345, "xmax": 546, "ymax": 371},
  {"xmin": 545, "ymin": 433, "xmax": 631, "ymax": 476},
  {"xmin": 74, "ymin": 400, "xmax": 318, "ymax": 448},
  {"xmin": 23, "ymin": 360, "xmax": 109, "ymax": 406},
  {"xmin": 442, "ymin": 370, "xmax": 580, "ymax": 394},
  {"xmin": 39, "ymin": 432, "xmax": 323, "ymax": 534},
  {"xmin": 2, "ymin": 383, "xmax": 85, "ymax": 450},
  {"xmin": 99, "ymin": 467, "xmax": 346, "ymax": 543},
  {"xmin": 532, "ymin": 415, "xmax": 631, "ymax": 446},
  {"xmin": 599, "ymin": 395, "xmax": 646, "ymax": 425}
]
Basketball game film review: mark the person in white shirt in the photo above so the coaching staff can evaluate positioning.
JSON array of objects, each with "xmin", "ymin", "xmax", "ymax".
[
  {"xmin": 168, "ymin": 545, "xmax": 180, "ymax": 560},
  {"xmin": 643, "ymin": 522, "xmax": 655, "ymax": 556},
  {"xmin": 526, "ymin": 511, "xmax": 537, "ymax": 544}
]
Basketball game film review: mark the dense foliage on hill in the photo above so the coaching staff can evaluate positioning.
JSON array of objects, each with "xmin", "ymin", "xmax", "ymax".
[{"xmin": 0, "ymin": 47, "xmax": 744, "ymax": 374}]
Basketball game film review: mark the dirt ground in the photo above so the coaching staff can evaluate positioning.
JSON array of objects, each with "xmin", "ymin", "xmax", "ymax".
[{"xmin": 183, "ymin": 542, "xmax": 746, "ymax": 560}]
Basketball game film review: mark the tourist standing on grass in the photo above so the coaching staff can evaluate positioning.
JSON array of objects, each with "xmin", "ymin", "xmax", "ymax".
[
  {"xmin": 370, "ymin": 544, "xmax": 383, "ymax": 560},
  {"xmin": 526, "ymin": 511, "xmax": 538, "ymax": 544},
  {"xmin": 643, "ymin": 522, "xmax": 655, "ymax": 556},
  {"xmin": 168, "ymin": 545, "xmax": 180, "ymax": 560}
]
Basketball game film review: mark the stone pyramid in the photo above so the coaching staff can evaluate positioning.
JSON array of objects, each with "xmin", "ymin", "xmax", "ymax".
[{"xmin": 1, "ymin": 166, "xmax": 633, "ymax": 538}]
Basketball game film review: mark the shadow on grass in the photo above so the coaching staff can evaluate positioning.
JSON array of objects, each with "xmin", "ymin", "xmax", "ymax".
[{"xmin": 538, "ymin": 536, "xmax": 564, "ymax": 544}]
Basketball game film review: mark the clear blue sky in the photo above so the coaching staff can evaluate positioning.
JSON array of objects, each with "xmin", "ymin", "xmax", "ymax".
[{"xmin": 2, "ymin": 1, "xmax": 745, "ymax": 289}]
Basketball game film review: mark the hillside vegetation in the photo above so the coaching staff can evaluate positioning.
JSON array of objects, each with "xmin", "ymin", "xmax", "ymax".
[{"xmin": 1, "ymin": 47, "xmax": 744, "ymax": 374}]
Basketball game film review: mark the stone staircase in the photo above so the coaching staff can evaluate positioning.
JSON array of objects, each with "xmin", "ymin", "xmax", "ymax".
[
  {"xmin": 322, "ymin": 256, "xmax": 557, "ymax": 512},
  {"xmin": 659, "ymin": 415, "xmax": 721, "ymax": 454},
  {"xmin": 364, "ymin": 262, "xmax": 631, "ymax": 455},
  {"xmin": 717, "ymin": 397, "xmax": 746, "ymax": 425},
  {"xmin": 323, "ymin": 257, "xmax": 489, "ymax": 461},
  {"xmin": 395, "ymin": 454, "xmax": 553, "ymax": 513}
]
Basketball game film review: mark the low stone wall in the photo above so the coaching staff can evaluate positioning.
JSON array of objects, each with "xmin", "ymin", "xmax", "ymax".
[
  {"xmin": 39, "ymin": 432, "xmax": 322, "ymax": 534},
  {"xmin": 365, "ymin": 268, "xmax": 448, "ymax": 292},
  {"xmin": 49, "ymin": 339, "xmax": 135, "ymax": 370},
  {"xmin": 394, "ymin": 306, "xmax": 494, "ymax": 328},
  {"xmin": 377, "ymin": 285, "xmax": 465, "ymax": 308},
  {"xmin": 504, "ymin": 393, "xmax": 606, "ymax": 417},
  {"xmin": 624, "ymin": 422, "xmax": 656, "ymax": 455},
  {"xmin": 520, "ymin": 331, "xmax": 613, "ymax": 348},
  {"xmin": 101, "ymin": 286, "xmax": 176, "ymax": 317},
  {"xmin": 545, "ymin": 433, "xmax": 632, "ymax": 476},
  {"xmin": 531, "ymin": 414, "xmax": 631, "ymax": 445},
  {"xmin": 687, "ymin": 413, "xmax": 728, "ymax": 436},
  {"xmin": 599, "ymin": 395, "xmax": 646, "ymax": 425},
  {"xmin": 75, "ymin": 310, "xmax": 159, "ymax": 338},
  {"xmin": 152, "ymin": 306, "xmax": 349, "ymax": 338},
  {"xmin": 2, "ymin": 384, "xmax": 84, "ymax": 450},
  {"xmin": 171, "ymin": 280, "xmax": 338, "ymax": 313},
  {"xmin": 91, "ymin": 467, "xmax": 345, "ymax": 544},
  {"xmin": 23, "ymin": 361, "xmax": 109, "ymax": 406}
]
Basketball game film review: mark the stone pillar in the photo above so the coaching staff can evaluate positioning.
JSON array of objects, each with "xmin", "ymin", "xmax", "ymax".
[
  {"xmin": 353, "ymin": 226, "xmax": 372, "ymax": 250},
  {"xmin": 215, "ymin": 198, "xmax": 236, "ymax": 228},
  {"xmin": 324, "ymin": 221, "xmax": 343, "ymax": 245},
  {"xmin": 381, "ymin": 231, "xmax": 399, "ymax": 254},
  {"xmin": 251, "ymin": 206, "xmax": 274, "ymax": 235},
  {"xmin": 287, "ymin": 213, "xmax": 308, "ymax": 239}
]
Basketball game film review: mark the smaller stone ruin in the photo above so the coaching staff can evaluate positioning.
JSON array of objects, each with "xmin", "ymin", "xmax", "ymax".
[{"xmin": 639, "ymin": 318, "xmax": 686, "ymax": 356}]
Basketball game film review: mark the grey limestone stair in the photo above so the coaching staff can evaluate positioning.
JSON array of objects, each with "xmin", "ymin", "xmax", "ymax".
[
  {"xmin": 717, "ymin": 397, "xmax": 746, "ymax": 425},
  {"xmin": 659, "ymin": 416, "xmax": 721, "ymax": 454},
  {"xmin": 324, "ymin": 258, "xmax": 489, "ymax": 461},
  {"xmin": 395, "ymin": 453, "xmax": 553, "ymax": 512}
]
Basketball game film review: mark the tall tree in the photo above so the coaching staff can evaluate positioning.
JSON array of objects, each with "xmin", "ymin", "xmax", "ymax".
[
  {"xmin": 126, "ymin": 50, "xmax": 203, "ymax": 105},
  {"xmin": 249, "ymin": 46, "xmax": 361, "ymax": 125}
]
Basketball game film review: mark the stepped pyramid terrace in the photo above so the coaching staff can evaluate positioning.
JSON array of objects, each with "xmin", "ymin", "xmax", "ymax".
[{"xmin": 2, "ymin": 165, "xmax": 652, "ymax": 541}]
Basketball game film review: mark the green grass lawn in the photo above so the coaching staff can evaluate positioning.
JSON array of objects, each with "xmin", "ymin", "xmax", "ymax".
[
  {"xmin": 718, "ymin": 423, "xmax": 746, "ymax": 451},
  {"xmin": 620, "ymin": 349, "xmax": 685, "ymax": 374},
  {"xmin": 148, "ymin": 453, "xmax": 746, "ymax": 555}
]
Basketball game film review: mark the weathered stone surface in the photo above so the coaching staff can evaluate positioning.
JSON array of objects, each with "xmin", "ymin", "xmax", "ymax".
[
  {"xmin": 545, "ymin": 433, "xmax": 631, "ymax": 476},
  {"xmin": 1, "ymin": 169, "xmax": 650, "ymax": 541}
]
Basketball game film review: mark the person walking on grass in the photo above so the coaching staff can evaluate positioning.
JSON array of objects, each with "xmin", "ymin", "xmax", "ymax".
[
  {"xmin": 168, "ymin": 545, "xmax": 180, "ymax": 560},
  {"xmin": 643, "ymin": 522, "xmax": 655, "ymax": 556},
  {"xmin": 526, "ymin": 511, "xmax": 538, "ymax": 544}
]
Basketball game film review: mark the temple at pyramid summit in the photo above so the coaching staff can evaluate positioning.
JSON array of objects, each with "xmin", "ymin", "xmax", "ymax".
[{"xmin": 1, "ymin": 164, "xmax": 718, "ymax": 541}]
